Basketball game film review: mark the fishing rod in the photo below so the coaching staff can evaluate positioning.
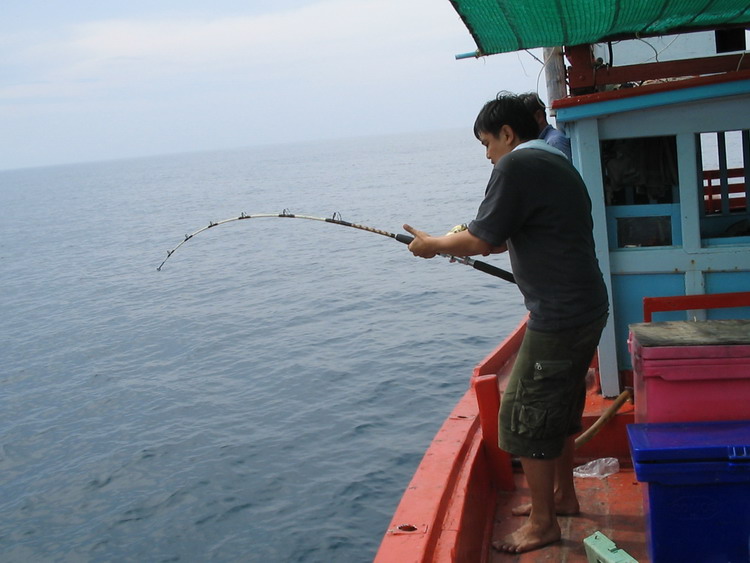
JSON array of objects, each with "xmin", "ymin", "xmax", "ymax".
[{"xmin": 156, "ymin": 210, "xmax": 516, "ymax": 284}]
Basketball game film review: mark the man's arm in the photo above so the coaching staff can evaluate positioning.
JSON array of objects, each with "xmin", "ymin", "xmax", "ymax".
[{"xmin": 402, "ymin": 224, "xmax": 507, "ymax": 258}]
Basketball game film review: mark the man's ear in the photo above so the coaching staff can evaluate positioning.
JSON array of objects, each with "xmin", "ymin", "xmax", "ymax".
[{"xmin": 499, "ymin": 124, "xmax": 516, "ymax": 146}]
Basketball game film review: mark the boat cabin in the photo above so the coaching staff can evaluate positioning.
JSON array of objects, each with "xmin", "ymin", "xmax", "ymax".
[{"xmin": 555, "ymin": 36, "xmax": 750, "ymax": 396}]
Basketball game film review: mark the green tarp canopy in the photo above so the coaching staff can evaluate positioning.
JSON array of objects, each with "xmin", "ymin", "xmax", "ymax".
[{"xmin": 449, "ymin": 0, "xmax": 750, "ymax": 55}]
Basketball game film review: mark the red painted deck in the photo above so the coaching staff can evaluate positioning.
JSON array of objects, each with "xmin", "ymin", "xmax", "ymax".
[
  {"xmin": 489, "ymin": 392, "xmax": 648, "ymax": 562},
  {"xmin": 490, "ymin": 469, "xmax": 647, "ymax": 562}
]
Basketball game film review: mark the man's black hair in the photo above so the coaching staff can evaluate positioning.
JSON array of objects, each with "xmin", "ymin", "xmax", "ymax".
[
  {"xmin": 473, "ymin": 91, "xmax": 539, "ymax": 142},
  {"xmin": 520, "ymin": 92, "xmax": 546, "ymax": 114}
]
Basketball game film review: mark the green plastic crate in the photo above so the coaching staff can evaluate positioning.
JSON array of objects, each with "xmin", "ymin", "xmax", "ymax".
[{"xmin": 583, "ymin": 531, "xmax": 638, "ymax": 563}]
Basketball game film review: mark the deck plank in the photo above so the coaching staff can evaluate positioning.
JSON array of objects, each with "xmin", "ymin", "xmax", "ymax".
[{"xmin": 489, "ymin": 470, "xmax": 648, "ymax": 562}]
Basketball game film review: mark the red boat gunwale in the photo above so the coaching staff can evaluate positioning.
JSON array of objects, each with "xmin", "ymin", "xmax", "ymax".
[{"xmin": 375, "ymin": 322, "xmax": 525, "ymax": 563}]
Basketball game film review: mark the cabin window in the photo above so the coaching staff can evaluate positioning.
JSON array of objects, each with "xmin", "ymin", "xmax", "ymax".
[
  {"xmin": 601, "ymin": 136, "xmax": 680, "ymax": 249},
  {"xmin": 616, "ymin": 216, "xmax": 672, "ymax": 247},
  {"xmin": 697, "ymin": 129, "xmax": 750, "ymax": 244}
]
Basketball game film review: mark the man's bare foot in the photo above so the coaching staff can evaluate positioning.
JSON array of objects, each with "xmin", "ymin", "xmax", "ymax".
[
  {"xmin": 492, "ymin": 520, "xmax": 561, "ymax": 554},
  {"xmin": 511, "ymin": 498, "xmax": 580, "ymax": 517}
]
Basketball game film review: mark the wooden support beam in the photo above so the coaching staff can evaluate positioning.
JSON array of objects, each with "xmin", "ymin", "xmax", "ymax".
[{"xmin": 565, "ymin": 44, "xmax": 750, "ymax": 94}]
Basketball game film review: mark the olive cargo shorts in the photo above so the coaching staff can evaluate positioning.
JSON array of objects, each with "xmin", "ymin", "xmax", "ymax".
[{"xmin": 498, "ymin": 313, "xmax": 608, "ymax": 459}]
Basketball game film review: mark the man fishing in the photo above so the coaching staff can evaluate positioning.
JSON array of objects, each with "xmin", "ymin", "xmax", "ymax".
[{"xmin": 403, "ymin": 92, "xmax": 608, "ymax": 554}]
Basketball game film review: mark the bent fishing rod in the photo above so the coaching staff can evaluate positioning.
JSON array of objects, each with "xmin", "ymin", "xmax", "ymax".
[{"xmin": 156, "ymin": 211, "xmax": 516, "ymax": 284}]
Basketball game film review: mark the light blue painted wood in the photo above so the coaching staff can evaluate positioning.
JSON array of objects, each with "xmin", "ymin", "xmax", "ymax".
[
  {"xmin": 568, "ymin": 118, "xmax": 622, "ymax": 397},
  {"xmin": 565, "ymin": 78, "xmax": 750, "ymax": 387},
  {"xmin": 605, "ymin": 204, "xmax": 682, "ymax": 250},
  {"xmin": 706, "ymin": 271, "xmax": 750, "ymax": 320},
  {"xmin": 676, "ymin": 133, "xmax": 702, "ymax": 253},
  {"xmin": 611, "ymin": 273, "xmax": 685, "ymax": 368},
  {"xmin": 598, "ymin": 96, "xmax": 750, "ymax": 140},
  {"xmin": 707, "ymin": 271, "xmax": 750, "ymax": 291},
  {"xmin": 684, "ymin": 270, "xmax": 708, "ymax": 321},
  {"xmin": 705, "ymin": 235, "xmax": 750, "ymax": 246},
  {"xmin": 610, "ymin": 245, "xmax": 750, "ymax": 272},
  {"xmin": 557, "ymin": 79, "xmax": 750, "ymax": 123}
]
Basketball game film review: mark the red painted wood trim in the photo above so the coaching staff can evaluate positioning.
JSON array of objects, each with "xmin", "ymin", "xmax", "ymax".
[
  {"xmin": 472, "ymin": 374, "xmax": 515, "ymax": 491},
  {"xmin": 376, "ymin": 321, "xmax": 528, "ymax": 562},
  {"xmin": 472, "ymin": 318, "xmax": 526, "ymax": 377},
  {"xmin": 554, "ymin": 69, "xmax": 750, "ymax": 109},
  {"xmin": 374, "ymin": 389, "xmax": 486, "ymax": 562},
  {"xmin": 643, "ymin": 291, "xmax": 750, "ymax": 322}
]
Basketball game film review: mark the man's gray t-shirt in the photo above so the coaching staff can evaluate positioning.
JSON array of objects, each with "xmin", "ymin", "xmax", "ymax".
[{"xmin": 468, "ymin": 144, "xmax": 608, "ymax": 332}]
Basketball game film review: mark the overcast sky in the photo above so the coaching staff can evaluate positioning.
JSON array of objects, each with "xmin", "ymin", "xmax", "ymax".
[{"xmin": 1, "ymin": 0, "xmax": 546, "ymax": 171}]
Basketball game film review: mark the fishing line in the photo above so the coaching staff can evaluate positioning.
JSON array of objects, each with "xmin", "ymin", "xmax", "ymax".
[{"xmin": 156, "ymin": 210, "xmax": 516, "ymax": 284}]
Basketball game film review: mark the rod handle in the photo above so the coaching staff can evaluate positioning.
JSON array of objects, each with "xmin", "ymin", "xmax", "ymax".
[
  {"xmin": 472, "ymin": 260, "xmax": 516, "ymax": 284},
  {"xmin": 395, "ymin": 234, "xmax": 414, "ymax": 245}
]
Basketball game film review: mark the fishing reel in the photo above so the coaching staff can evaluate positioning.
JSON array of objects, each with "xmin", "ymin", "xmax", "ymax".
[{"xmin": 446, "ymin": 223, "xmax": 468, "ymax": 236}]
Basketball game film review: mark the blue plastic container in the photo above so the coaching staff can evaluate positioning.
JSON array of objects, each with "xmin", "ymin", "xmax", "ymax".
[{"xmin": 627, "ymin": 420, "xmax": 750, "ymax": 563}]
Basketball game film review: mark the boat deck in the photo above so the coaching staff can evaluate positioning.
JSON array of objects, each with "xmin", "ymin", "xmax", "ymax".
[
  {"xmin": 375, "ymin": 339, "xmax": 655, "ymax": 562},
  {"xmin": 490, "ymin": 469, "xmax": 648, "ymax": 562},
  {"xmin": 489, "ymin": 390, "xmax": 649, "ymax": 562}
]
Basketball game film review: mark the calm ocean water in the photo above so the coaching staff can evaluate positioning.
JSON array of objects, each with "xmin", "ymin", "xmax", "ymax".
[{"xmin": 0, "ymin": 130, "xmax": 525, "ymax": 562}]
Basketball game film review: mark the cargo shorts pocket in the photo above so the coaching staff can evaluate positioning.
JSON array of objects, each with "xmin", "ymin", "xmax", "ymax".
[{"xmin": 511, "ymin": 359, "xmax": 573, "ymax": 440}]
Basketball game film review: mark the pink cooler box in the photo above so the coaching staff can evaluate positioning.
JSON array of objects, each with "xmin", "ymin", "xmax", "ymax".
[{"xmin": 629, "ymin": 320, "xmax": 750, "ymax": 423}]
